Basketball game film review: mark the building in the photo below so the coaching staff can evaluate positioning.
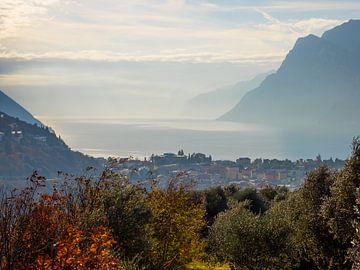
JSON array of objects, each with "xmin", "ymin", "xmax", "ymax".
[
  {"xmin": 225, "ymin": 167, "xmax": 239, "ymax": 180},
  {"xmin": 152, "ymin": 153, "xmax": 187, "ymax": 166},
  {"xmin": 189, "ymin": 153, "xmax": 212, "ymax": 164},
  {"xmin": 11, "ymin": 130, "xmax": 23, "ymax": 142}
]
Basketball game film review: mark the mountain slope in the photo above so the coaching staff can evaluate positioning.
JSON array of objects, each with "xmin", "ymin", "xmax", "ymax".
[
  {"xmin": 0, "ymin": 112, "xmax": 104, "ymax": 178},
  {"xmin": 0, "ymin": 90, "xmax": 44, "ymax": 127},
  {"xmin": 219, "ymin": 20, "xmax": 360, "ymax": 129},
  {"xmin": 183, "ymin": 72, "xmax": 272, "ymax": 118}
]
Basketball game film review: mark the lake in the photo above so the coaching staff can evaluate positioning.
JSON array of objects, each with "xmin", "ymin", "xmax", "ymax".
[{"xmin": 40, "ymin": 118, "xmax": 355, "ymax": 161}]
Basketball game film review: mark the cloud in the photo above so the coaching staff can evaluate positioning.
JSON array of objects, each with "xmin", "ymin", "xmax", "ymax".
[
  {"xmin": 0, "ymin": 0, "xmax": 356, "ymax": 120},
  {"xmin": 0, "ymin": 49, "xmax": 286, "ymax": 64},
  {"xmin": 0, "ymin": 0, "xmax": 59, "ymax": 40},
  {"xmin": 254, "ymin": 9, "xmax": 342, "ymax": 40},
  {"xmin": 292, "ymin": 18, "xmax": 344, "ymax": 35},
  {"xmin": 266, "ymin": 1, "xmax": 360, "ymax": 12},
  {"xmin": 0, "ymin": 0, "xmax": 352, "ymax": 64},
  {"xmin": 206, "ymin": 1, "xmax": 360, "ymax": 12}
]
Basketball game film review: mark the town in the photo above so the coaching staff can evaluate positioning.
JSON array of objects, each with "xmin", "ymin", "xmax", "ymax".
[
  {"xmin": 0, "ymin": 111, "xmax": 347, "ymax": 191},
  {"xmin": 109, "ymin": 150, "xmax": 346, "ymax": 191}
]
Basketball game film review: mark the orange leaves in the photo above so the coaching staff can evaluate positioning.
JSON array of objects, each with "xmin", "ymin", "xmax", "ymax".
[
  {"xmin": 36, "ymin": 225, "xmax": 120, "ymax": 270},
  {"xmin": 1, "ymin": 169, "xmax": 207, "ymax": 270},
  {"xmin": 0, "ymin": 170, "xmax": 125, "ymax": 270}
]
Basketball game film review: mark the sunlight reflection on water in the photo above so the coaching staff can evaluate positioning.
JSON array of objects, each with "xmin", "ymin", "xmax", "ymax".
[{"xmin": 38, "ymin": 117, "xmax": 352, "ymax": 161}]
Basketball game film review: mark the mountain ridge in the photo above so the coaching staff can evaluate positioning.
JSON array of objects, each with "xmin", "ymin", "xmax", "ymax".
[
  {"xmin": 0, "ymin": 111, "xmax": 104, "ymax": 178},
  {"xmin": 0, "ymin": 90, "xmax": 45, "ymax": 128},
  {"xmin": 183, "ymin": 71, "xmax": 273, "ymax": 119},
  {"xmin": 219, "ymin": 20, "xmax": 360, "ymax": 129}
]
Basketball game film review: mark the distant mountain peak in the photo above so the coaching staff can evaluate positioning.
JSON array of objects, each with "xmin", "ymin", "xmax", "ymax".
[
  {"xmin": 288, "ymin": 34, "xmax": 322, "ymax": 57},
  {"xmin": 322, "ymin": 19, "xmax": 360, "ymax": 39},
  {"xmin": 303, "ymin": 33, "xmax": 319, "ymax": 40},
  {"xmin": 321, "ymin": 19, "xmax": 360, "ymax": 55},
  {"xmin": 183, "ymin": 71, "xmax": 273, "ymax": 119},
  {"xmin": 219, "ymin": 20, "xmax": 360, "ymax": 129}
]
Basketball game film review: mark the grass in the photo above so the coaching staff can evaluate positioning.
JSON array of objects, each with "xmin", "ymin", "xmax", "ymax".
[{"xmin": 186, "ymin": 261, "xmax": 230, "ymax": 270}]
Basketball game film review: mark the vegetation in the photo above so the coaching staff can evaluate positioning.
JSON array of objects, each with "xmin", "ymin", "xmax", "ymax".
[
  {"xmin": 1, "ymin": 138, "xmax": 360, "ymax": 269},
  {"xmin": 0, "ymin": 112, "xmax": 103, "ymax": 178}
]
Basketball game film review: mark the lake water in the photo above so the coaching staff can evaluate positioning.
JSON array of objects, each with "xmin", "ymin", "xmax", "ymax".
[{"xmin": 40, "ymin": 118, "xmax": 355, "ymax": 161}]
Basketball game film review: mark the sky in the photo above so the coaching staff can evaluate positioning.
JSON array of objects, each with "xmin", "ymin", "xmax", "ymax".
[{"xmin": 0, "ymin": 0, "xmax": 359, "ymax": 119}]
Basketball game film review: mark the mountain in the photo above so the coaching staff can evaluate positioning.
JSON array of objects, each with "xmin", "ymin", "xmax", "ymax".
[
  {"xmin": 0, "ymin": 112, "xmax": 104, "ymax": 178},
  {"xmin": 183, "ymin": 72, "xmax": 272, "ymax": 119},
  {"xmin": 0, "ymin": 90, "xmax": 44, "ymax": 127},
  {"xmin": 219, "ymin": 20, "xmax": 360, "ymax": 129}
]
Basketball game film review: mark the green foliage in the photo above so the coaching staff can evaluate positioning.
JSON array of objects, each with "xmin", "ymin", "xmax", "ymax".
[
  {"xmin": 3, "ymin": 138, "xmax": 360, "ymax": 270},
  {"xmin": 292, "ymin": 167, "xmax": 341, "ymax": 269},
  {"xmin": 0, "ymin": 112, "xmax": 103, "ymax": 178},
  {"xmin": 186, "ymin": 261, "xmax": 230, "ymax": 269},
  {"xmin": 208, "ymin": 138, "xmax": 360, "ymax": 270},
  {"xmin": 320, "ymin": 138, "xmax": 360, "ymax": 269},
  {"xmin": 349, "ymin": 188, "xmax": 360, "ymax": 270},
  {"xmin": 99, "ymin": 178, "xmax": 152, "ymax": 260},
  {"xmin": 147, "ymin": 180, "xmax": 206, "ymax": 270},
  {"xmin": 204, "ymin": 186, "xmax": 228, "ymax": 225},
  {"xmin": 231, "ymin": 188, "xmax": 267, "ymax": 214},
  {"xmin": 260, "ymin": 185, "xmax": 288, "ymax": 204},
  {"xmin": 209, "ymin": 200, "xmax": 294, "ymax": 270},
  {"xmin": 282, "ymin": 138, "xmax": 360, "ymax": 269}
]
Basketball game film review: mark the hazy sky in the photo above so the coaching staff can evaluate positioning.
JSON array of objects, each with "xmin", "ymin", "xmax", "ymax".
[{"xmin": 0, "ymin": 0, "xmax": 358, "ymax": 119}]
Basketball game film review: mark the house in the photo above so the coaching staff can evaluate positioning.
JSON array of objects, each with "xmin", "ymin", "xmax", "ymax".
[
  {"xmin": 225, "ymin": 167, "xmax": 239, "ymax": 180},
  {"xmin": 277, "ymin": 170, "xmax": 289, "ymax": 181},
  {"xmin": 262, "ymin": 170, "xmax": 276, "ymax": 181},
  {"xmin": 11, "ymin": 130, "xmax": 23, "ymax": 142}
]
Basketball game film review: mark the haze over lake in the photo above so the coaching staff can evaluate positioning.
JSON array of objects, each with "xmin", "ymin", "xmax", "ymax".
[
  {"xmin": 41, "ymin": 118, "xmax": 354, "ymax": 161},
  {"xmin": 1, "ymin": 1, "xmax": 359, "ymax": 178}
]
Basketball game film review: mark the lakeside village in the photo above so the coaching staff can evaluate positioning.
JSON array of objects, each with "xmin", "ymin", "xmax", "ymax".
[
  {"xmin": 0, "ymin": 112, "xmax": 346, "ymax": 191},
  {"xmin": 109, "ymin": 150, "xmax": 346, "ymax": 191}
]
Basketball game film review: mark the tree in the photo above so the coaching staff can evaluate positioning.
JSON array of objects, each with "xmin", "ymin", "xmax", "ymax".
[
  {"xmin": 100, "ymin": 179, "xmax": 152, "ymax": 260},
  {"xmin": 147, "ymin": 179, "xmax": 206, "ymax": 270},
  {"xmin": 259, "ymin": 185, "xmax": 289, "ymax": 209},
  {"xmin": 349, "ymin": 188, "xmax": 360, "ymax": 269},
  {"xmin": 231, "ymin": 188, "xmax": 267, "ymax": 214},
  {"xmin": 209, "ymin": 200, "xmax": 294, "ymax": 269},
  {"xmin": 0, "ymin": 172, "xmax": 70, "ymax": 269},
  {"xmin": 282, "ymin": 166, "xmax": 344, "ymax": 269},
  {"xmin": 0, "ymin": 170, "xmax": 122, "ymax": 270},
  {"xmin": 203, "ymin": 186, "xmax": 228, "ymax": 225},
  {"xmin": 320, "ymin": 138, "xmax": 360, "ymax": 269}
]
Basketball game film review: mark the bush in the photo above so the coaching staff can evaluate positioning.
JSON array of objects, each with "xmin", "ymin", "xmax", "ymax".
[
  {"xmin": 147, "ymin": 179, "xmax": 206, "ymax": 269},
  {"xmin": 209, "ymin": 200, "xmax": 294, "ymax": 270}
]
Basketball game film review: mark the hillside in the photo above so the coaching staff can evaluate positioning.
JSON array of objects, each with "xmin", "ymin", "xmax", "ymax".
[
  {"xmin": 183, "ymin": 72, "xmax": 271, "ymax": 119},
  {"xmin": 219, "ymin": 20, "xmax": 360, "ymax": 129},
  {"xmin": 0, "ymin": 112, "xmax": 104, "ymax": 178},
  {"xmin": 0, "ymin": 90, "xmax": 45, "ymax": 127}
]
